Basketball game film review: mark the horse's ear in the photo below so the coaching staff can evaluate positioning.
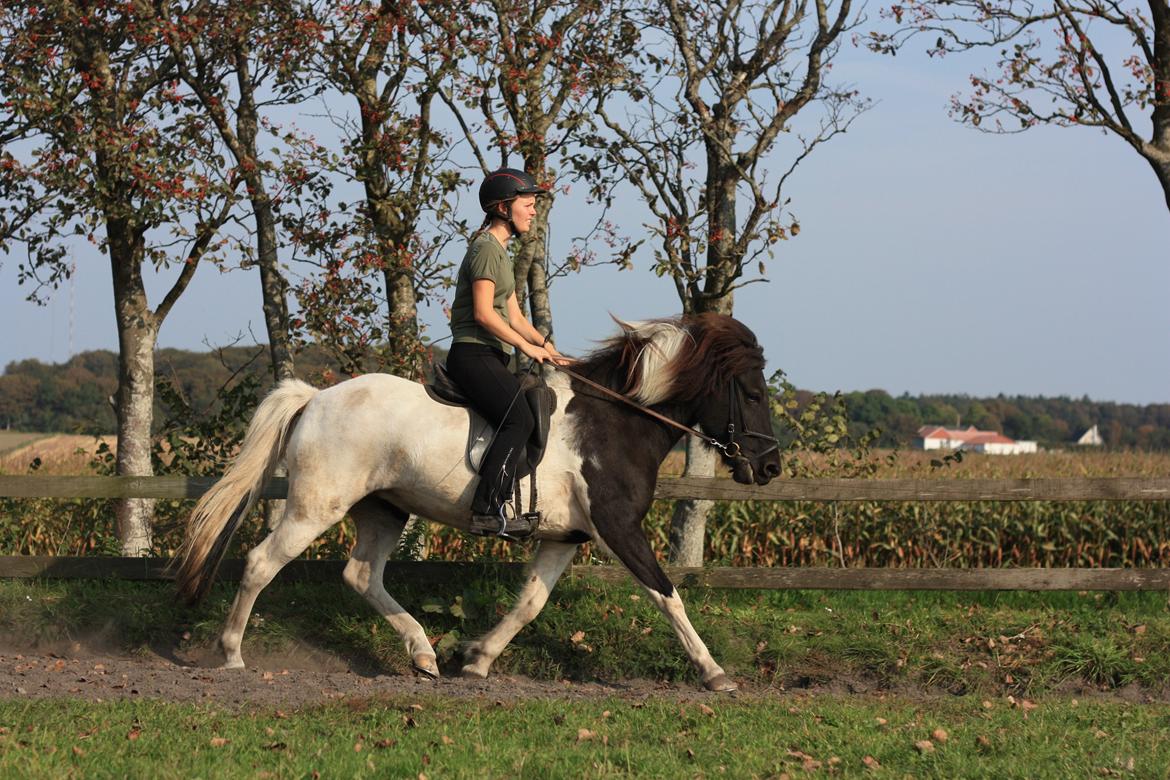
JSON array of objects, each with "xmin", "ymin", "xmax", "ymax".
[{"xmin": 609, "ymin": 314, "xmax": 638, "ymax": 336}]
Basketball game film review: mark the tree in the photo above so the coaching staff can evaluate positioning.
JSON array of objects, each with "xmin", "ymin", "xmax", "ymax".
[
  {"xmin": 868, "ymin": 0, "xmax": 1170, "ymax": 214},
  {"xmin": 433, "ymin": 0, "xmax": 635, "ymax": 339},
  {"xmin": 288, "ymin": 0, "xmax": 465, "ymax": 380},
  {"xmin": 156, "ymin": 0, "xmax": 318, "ymax": 382},
  {"xmin": 584, "ymin": 0, "xmax": 866, "ymax": 564},
  {"xmin": 0, "ymin": 0, "xmax": 237, "ymax": 553}
]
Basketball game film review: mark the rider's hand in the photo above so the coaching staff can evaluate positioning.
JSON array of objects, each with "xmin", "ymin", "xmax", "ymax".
[
  {"xmin": 542, "ymin": 341, "xmax": 574, "ymax": 367},
  {"xmin": 519, "ymin": 342, "xmax": 553, "ymax": 363}
]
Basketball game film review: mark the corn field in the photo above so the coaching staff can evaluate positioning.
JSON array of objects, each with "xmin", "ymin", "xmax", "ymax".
[{"xmin": 2, "ymin": 447, "xmax": 1167, "ymax": 568}]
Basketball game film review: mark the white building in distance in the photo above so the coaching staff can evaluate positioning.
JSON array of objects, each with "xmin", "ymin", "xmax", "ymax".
[
  {"xmin": 917, "ymin": 425, "xmax": 1039, "ymax": 455},
  {"xmin": 1077, "ymin": 425, "xmax": 1104, "ymax": 446}
]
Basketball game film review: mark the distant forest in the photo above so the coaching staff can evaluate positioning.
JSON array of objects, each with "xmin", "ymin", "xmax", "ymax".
[{"xmin": 1, "ymin": 348, "xmax": 1168, "ymax": 449}]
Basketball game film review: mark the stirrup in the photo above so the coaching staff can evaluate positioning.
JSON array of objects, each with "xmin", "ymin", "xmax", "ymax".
[{"xmin": 469, "ymin": 510, "xmax": 541, "ymax": 541}]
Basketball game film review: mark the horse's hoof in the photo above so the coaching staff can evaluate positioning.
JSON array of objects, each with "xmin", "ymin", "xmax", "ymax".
[
  {"xmin": 703, "ymin": 673, "xmax": 738, "ymax": 692},
  {"xmin": 412, "ymin": 654, "xmax": 440, "ymax": 679},
  {"xmin": 218, "ymin": 660, "xmax": 245, "ymax": 671},
  {"xmin": 460, "ymin": 665, "xmax": 488, "ymax": 680}
]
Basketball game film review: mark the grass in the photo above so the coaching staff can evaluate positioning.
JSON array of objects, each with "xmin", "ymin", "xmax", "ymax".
[
  {"xmin": 0, "ymin": 431, "xmax": 52, "ymax": 458},
  {"xmin": 2, "ymin": 577, "xmax": 1169, "ymax": 697},
  {"xmin": 2, "ymin": 694, "xmax": 1169, "ymax": 778}
]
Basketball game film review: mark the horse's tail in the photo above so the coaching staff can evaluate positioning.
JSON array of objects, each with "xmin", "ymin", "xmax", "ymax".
[{"xmin": 174, "ymin": 378, "xmax": 319, "ymax": 605}]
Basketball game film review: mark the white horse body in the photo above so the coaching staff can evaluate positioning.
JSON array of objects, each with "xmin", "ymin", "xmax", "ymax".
[{"xmin": 285, "ymin": 370, "xmax": 591, "ymax": 538}]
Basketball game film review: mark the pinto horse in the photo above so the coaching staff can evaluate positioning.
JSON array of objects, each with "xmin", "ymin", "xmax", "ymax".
[{"xmin": 175, "ymin": 313, "xmax": 781, "ymax": 691}]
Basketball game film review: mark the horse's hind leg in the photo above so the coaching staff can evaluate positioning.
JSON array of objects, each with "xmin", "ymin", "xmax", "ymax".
[
  {"xmin": 219, "ymin": 499, "xmax": 344, "ymax": 669},
  {"xmin": 461, "ymin": 541, "xmax": 577, "ymax": 679},
  {"xmin": 343, "ymin": 497, "xmax": 438, "ymax": 678}
]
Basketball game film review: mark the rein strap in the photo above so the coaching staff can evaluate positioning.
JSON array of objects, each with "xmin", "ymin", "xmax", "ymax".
[{"xmin": 549, "ymin": 363, "xmax": 740, "ymax": 458}]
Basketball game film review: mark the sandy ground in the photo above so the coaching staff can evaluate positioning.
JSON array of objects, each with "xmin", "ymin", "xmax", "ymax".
[
  {"xmin": 0, "ymin": 645, "xmax": 765, "ymax": 708},
  {"xmin": 1, "ymin": 638, "xmax": 1165, "ymax": 709}
]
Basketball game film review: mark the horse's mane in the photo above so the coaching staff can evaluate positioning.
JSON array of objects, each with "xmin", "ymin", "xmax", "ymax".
[{"xmin": 575, "ymin": 313, "xmax": 765, "ymax": 405}]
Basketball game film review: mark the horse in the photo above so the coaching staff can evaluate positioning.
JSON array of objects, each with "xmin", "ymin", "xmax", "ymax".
[{"xmin": 174, "ymin": 313, "xmax": 782, "ymax": 692}]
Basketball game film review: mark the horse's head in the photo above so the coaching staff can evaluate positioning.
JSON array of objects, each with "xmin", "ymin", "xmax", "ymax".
[
  {"xmin": 611, "ymin": 313, "xmax": 782, "ymax": 486},
  {"xmin": 683, "ymin": 316, "xmax": 781, "ymax": 486}
]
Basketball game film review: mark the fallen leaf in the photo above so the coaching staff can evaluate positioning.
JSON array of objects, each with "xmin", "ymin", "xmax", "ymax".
[
  {"xmin": 263, "ymin": 742, "xmax": 287, "ymax": 752},
  {"xmin": 72, "ymin": 746, "xmax": 85, "ymax": 757},
  {"xmin": 353, "ymin": 741, "xmax": 363, "ymax": 752},
  {"xmin": 126, "ymin": 728, "xmax": 141, "ymax": 741},
  {"xmin": 210, "ymin": 737, "xmax": 229, "ymax": 747},
  {"xmin": 931, "ymin": 728, "xmax": 949, "ymax": 744},
  {"xmin": 577, "ymin": 728, "xmax": 596, "ymax": 742},
  {"xmin": 976, "ymin": 735, "xmax": 991, "ymax": 749},
  {"xmin": 570, "ymin": 630, "xmax": 586, "ymax": 644},
  {"xmin": 875, "ymin": 717, "xmax": 888, "ymax": 726},
  {"xmin": 441, "ymin": 735, "xmax": 454, "ymax": 746},
  {"xmin": 699, "ymin": 703, "xmax": 716, "ymax": 717},
  {"xmin": 914, "ymin": 740, "xmax": 934, "ymax": 753},
  {"xmin": 375, "ymin": 738, "xmax": 396, "ymax": 749},
  {"xmin": 863, "ymin": 755, "xmax": 881, "ymax": 769}
]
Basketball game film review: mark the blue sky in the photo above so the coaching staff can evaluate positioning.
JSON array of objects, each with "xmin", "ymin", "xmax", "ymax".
[{"xmin": 2, "ymin": 40, "xmax": 1166, "ymax": 405}]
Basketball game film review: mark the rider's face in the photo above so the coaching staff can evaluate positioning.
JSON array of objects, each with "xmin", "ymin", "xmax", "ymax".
[{"xmin": 508, "ymin": 195, "xmax": 538, "ymax": 233}]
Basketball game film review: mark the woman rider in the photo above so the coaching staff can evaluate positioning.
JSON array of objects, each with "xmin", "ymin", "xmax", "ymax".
[{"xmin": 447, "ymin": 168, "xmax": 570, "ymax": 538}]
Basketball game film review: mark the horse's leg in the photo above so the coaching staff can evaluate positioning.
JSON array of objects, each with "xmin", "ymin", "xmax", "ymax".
[
  {"xmin": 593, "ymin": 508, "xmax": 736, "ymax": 692},
  {"xmin": 219, "ymin": 497, "xmax": 344, "ymax": 669},
  {"xmin": 343, "ymin": 497, "xmax": 438, "ymax": 678},
  {"xmin": 461, "ymin": 541, "xmax": 578, "ymax": 679}
]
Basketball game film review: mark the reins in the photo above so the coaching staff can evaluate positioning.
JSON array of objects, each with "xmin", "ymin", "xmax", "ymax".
[{"xmin": 549, "ymin": 361, "xmax": 758, "ymax": 460}]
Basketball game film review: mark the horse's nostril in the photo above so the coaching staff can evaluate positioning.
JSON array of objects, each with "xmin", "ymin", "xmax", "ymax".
[{"xmin": 763, "ymin": 461, "xmax": 780, "ymax": 477}]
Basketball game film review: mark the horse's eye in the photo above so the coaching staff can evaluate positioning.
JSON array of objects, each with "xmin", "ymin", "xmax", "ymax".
[{"xmin": 746, "ymin": 392, "xmax": 762, "ymax": 404}]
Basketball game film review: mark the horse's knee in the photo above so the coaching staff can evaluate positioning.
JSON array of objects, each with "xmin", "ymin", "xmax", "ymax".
[{"xmin": 342, "ymin": 558, "xmax": 371, "ymax": 594}]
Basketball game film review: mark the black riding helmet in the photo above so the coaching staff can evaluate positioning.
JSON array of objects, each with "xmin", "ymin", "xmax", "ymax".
[{"xmin": 479, "ymin": 168, "xmax": 548, "ymax": 224}]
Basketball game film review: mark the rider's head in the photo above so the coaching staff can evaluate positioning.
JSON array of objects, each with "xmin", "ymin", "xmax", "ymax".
[{"xmin": 479, "ymin": 168, "xmax": 548, "ymax": 236}]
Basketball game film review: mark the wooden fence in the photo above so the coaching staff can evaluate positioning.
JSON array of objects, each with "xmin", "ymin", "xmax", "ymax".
[{"xmin": 3, "ymin": 475, "xmax": 1170, "ymax": 591}]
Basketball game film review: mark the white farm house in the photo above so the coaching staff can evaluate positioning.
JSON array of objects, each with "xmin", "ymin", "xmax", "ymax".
[{"xmin": 917, "ymin": 425, "xmax": 1038, "ymax": 455}]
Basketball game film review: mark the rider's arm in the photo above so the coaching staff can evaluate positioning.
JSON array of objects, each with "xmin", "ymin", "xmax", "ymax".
[{"xmin": 471, "ymin": 281, "xmax": 551, "ymax": 361}]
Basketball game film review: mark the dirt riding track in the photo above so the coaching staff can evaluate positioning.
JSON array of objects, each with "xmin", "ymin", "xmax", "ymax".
[{"xmin": 0, "ymin": 645, "xmax": 778, "ymax": 709}]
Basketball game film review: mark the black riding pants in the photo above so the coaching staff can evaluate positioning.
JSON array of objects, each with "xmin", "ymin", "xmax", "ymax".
[{"xmin": 445, "ymin": 342, "xmax": 535, "ymax": 515}]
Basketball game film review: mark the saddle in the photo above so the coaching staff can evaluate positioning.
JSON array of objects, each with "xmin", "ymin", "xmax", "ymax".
[{"xmin": 425, "ymin": 363, "xmax": 557, "ymax": 508}]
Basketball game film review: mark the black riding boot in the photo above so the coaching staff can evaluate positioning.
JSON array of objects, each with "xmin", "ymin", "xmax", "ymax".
[{"xmin": 467, "ymin": 459, "xmax": 540, "ymax": 540}]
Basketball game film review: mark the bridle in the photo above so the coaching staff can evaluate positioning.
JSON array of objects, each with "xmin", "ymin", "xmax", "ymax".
[
  {"xmin": 550, "ymin": 363, "xmax": 779, "ymax": 462},
  {"xmin": 721, "ymin": 375, "xmax": 781, "ymax": 461}
]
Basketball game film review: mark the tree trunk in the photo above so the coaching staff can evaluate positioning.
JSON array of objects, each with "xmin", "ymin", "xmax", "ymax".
[
  {"xmin": 109, "ymin": 217, "xmax": 156, "ymax": 556},
  {"xmin": 253, "ymin": 197, "xmax": 295, "ymax": 382},
  {"xmin": 667, "ymin": 160, "xmax": 738, "ymax": 565},
  {"xmin": 383, "ymin": 252, "xmax": 423, "ymax": 380},
  {"xmin": 1148, "ymin": 154, "xmax": 1170, "ymax": 215},
  {"xmin": 667, "ymin": 436, "xmax": 717, "ymax": 565}
]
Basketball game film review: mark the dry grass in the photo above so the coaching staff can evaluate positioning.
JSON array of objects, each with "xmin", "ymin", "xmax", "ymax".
[{"xmin": 0, "ymin": 434, "xmax": 115, "ymax": 475}]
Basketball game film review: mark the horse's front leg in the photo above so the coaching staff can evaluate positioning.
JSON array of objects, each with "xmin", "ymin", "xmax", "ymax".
[
  {"xmin": 461, "ymin": 541, "xmax": 577, "ymax": 679},
  {"xmin": 592, "ymin": 503, "xmax": 736, "ymax": 692}
]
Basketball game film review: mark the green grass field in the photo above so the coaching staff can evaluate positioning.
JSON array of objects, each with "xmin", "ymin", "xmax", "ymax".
[
  {"xmin": 2, "ymin": 577, "xmax": 1170, "ymax": 776},
  {"xmin": 2, "ymin": 693, "xmax": 1167, "ymax": 778}
]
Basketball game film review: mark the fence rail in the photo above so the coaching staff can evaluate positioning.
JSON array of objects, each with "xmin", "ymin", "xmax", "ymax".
[
  {"xmin": 3, "ymin": 475, "xmax": 1170, "ymax": 501},
  {"xmin": 3, "ymin": 556, "xmax": 1169, "ymax": 591},
  {"xmin": 3, "ymin": 474, "xmax": 1169, "ymax": 591}
]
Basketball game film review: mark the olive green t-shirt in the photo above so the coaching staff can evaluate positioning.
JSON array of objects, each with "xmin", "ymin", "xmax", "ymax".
[{"xmin": 450, "ymin": 232, "xmax": 514, "ymax": 353}]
